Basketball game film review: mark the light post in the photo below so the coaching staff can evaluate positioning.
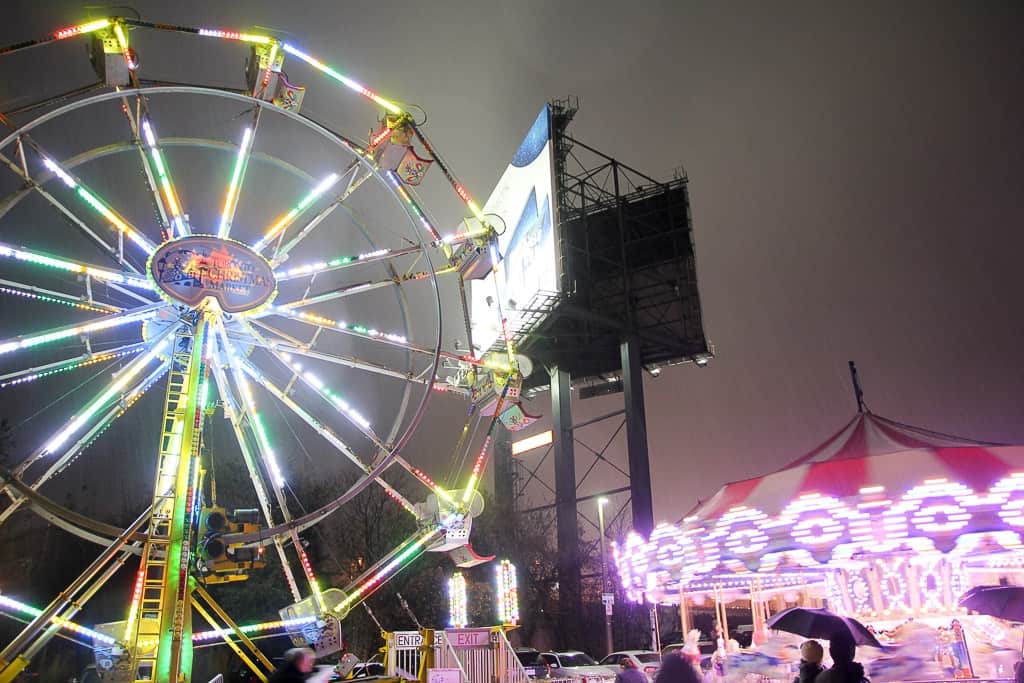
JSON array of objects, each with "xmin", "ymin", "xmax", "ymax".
[{"xmin": 598, "ymin": 497, "xmax": 613, "ymax": 656}]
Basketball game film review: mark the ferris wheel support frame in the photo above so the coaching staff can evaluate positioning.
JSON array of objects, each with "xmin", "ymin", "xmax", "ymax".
[
  {"xmin": 0, "ymin": 14, "xmax": 526, "ymax": 677},
  {"xmin": 0, "ymin": 502, "xmax": 153, "ymax": 683}
]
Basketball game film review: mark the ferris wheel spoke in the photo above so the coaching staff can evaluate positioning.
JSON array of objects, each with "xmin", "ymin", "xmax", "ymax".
[
  {"xmin": 0, "ymin": 341, "xmax": 148, "ymax": 390},
  {"xmin": 270, "ymin": 162, "xmax": 375, "ymax": 265},
  {"xmin": 114, "ymin": 91, "xmax": 173, "ymax": 239},
  {"xmin": 0, "ymin": 241, "xmax": 155, "ymax": 293},
  {"xmin": 242, "ymin": 321, "xmax": 387, "ymax": 449},
  {"xmin": 331, "ymin": 526, "xmax": 444, "ymax": 615},
  {"xmin": 278, "ymin": 278, "xmax": 399, "ymax": 309},
  {"xmin": 236, "ymin": 357, "xmax": 417, "ymax": 514},
  {"xmin": 212, "ymin": 324, "xmax": 324, "ymax": 604},
  {"xmin": 276, "ymin": 263, "xmax": 452, "ymax": 311},
  {"xmin": 212, "ymin": 320, "xmax": 287, "ymax": 491},
  {"xmin": 0, "ymin": 152, "xmax": 141, "ymax": 273},
  {"xmin": 240, "ymin": 324, "xmax": 444, "ymax": 504},
  {"xmin": 208, "ymin": 353, "xmax": 302, "ymax": 602},
  {"xmin": 34, "ymin": 150, "xmax": 159, "ymax": 255},
  {"xmin": 0, "ymin": 277, "xmax": 124, "ymax": 313},
  {"xmin": 261, "ymin": 304, "xmax": 466, "ymax": 365},
  {"xmin": 250, "ymin": 172, "xmax": 343, "ymax": 253},
  {"xmin": 0, "ymin": 351, "xmax": 171, "ymax": 525},
  {"xmin": 103, "ymin": 282, "xmax": 157, "ymax": 306},
  {"xmin": 11, "ymin": 321, "xmax": 176, "ymax": 467},
  {"xmin": 138, "ymin": 116, "xmax": 189, "ymax": 237},
  {"xmin": 217, "ymin": 114, "xmax": 259, "ymax": 239},
  {"xmin": 244, "ymin": 320, "xmax": 428, "ymax": 386},
  {"xmin": 0, "ymin": 300, "xmax": 163, "ymax": 358},
  {"xmin": 273, "ymin": 244, "xmax": 424, "ymax": 282}
]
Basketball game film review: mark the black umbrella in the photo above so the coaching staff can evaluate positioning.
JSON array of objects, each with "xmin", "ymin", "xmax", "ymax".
[
  {"xmin": 767, "ymin": 607, "xmax": 883, "ymax": 648},
  {"xmin": 959, "ymin": 585, "xmax": 1024, "ymax": 621}
]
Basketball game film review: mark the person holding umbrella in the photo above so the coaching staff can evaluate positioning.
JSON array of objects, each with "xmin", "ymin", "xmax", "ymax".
[
  {"xmin": 793, "ymin": 641, "xmax": 826, "ymax": 683},
  {"xmin": 814, "ymin": 633, "xmax": 868, "ymax": 683},
  {"xmin": 766, "ymin": 608, "xmax": 878, "ymax": 683}
]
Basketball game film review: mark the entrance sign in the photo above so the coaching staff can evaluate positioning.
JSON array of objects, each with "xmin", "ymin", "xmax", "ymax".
[{"xmin": 394, "ymin": 631, "xmax": 424, "ymax": 648}]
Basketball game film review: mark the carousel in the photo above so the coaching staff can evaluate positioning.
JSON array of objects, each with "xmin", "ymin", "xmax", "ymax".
[{"xmin": 614, "ymin": 394, "xmax": 1024, "ymax": 680}]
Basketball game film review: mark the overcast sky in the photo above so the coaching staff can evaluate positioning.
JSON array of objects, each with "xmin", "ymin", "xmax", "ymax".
[{"xmin": 2, "ymin": 0, "xmax": 1023, "ymax": 527}]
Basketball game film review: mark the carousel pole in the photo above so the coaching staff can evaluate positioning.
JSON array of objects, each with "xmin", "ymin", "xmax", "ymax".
[
  {"xmin": 750, "ymin": 579, "xmax": 762, "ymax": 646},
  {"xmin": 679, "ymin": 585, "xmax": 690, "ymax": 638},
  {"xmin": 721, "ymin": 588, "xmax": 730, "ymax": 647}
]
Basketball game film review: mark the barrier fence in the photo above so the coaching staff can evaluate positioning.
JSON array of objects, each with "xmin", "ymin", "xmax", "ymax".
[{"xmin": 385, "ymin": 626, "xmax": 535, "ymax": 683}]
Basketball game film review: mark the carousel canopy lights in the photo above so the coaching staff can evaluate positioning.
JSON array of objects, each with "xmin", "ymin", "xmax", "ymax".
[{"xmin": 614, "ymin": 412, "xmax": 1024, "ymax": 610}]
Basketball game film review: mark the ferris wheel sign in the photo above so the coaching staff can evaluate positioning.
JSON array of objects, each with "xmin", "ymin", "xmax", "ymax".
[{"xmin": 148, "ymin": 235, "xmax": 277, "ymax": 313}]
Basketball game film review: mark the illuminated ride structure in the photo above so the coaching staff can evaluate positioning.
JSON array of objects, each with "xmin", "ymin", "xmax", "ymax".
[
  {"xmin": 0, "ymin": 16, "xmax": 525, "ymax": 683},
  {"xmin": 614, "ymin": 393, "xmax": 1024, "ymax": 656}
]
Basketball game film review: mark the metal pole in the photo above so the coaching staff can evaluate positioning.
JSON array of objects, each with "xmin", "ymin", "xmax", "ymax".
[
  {"xmin": 192, "ymin": 582, "xmax": 274, "ymax": 675},
  {"xmin": 493, "ymin": 423, "xmax": 515, "ymax": 525},
  {"xmin": 551, "ymin": 365, "xmax": 580, "ymax": 647},
  {"xmin": 650, "ymin": 603, "xmax": 661, "ymax": 653},
  {"xmin": 598, "ymin": 498, "xmax": 613, "ymax": 656},
  {"xmin": 21, "ymin": 546, "xmax": 138, "ymax": 662},
  {"xmin": 621, "ymin": 337, "xmax": 654, "ymax": 537},
  {"xmin": 848, "ymin": 361, "xmax": 866, "ymax": 413}
]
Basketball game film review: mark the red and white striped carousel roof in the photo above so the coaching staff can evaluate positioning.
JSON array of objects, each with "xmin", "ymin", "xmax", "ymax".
[{"xmin": 685, "ymin": 411, "xmax": 1013, "ymax": 523}]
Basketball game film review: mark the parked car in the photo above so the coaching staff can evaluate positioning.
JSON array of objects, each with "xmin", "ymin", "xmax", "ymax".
[
  {"xmin": 660, "ymin": 645, "xmax": 714, "ymax": 672},
  {"xmin": 598, "ymin": 650, "xmax": 661, "ymax": 680},
  {"xmin": 662, "ymin": 640, "xmax": 715, "ymax": 657},
  {"xmin": 515, "ymin": 648, "xmax": 546, "ymax": 678},
  {"xmin": 540, "ymin": 651, "xmax": 617, "ymax": 682},
  {"xmin": 346, "ymin": 661, "xmax": 386, "ymax": 679},
  {"xmin": 732, "ymin": 625, "xmax": 754, "ymax": 648}
]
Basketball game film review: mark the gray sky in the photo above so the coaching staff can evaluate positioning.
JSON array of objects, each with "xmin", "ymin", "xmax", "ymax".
[{"xmin": 1, "ymin": 0, "xmax": 1022, "ymax": 526}]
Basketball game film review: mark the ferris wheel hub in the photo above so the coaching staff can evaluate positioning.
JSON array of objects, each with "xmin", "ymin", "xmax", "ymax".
[{"xmin": 148, "ymin": 235, "xmax": 277, "ymax": 314}]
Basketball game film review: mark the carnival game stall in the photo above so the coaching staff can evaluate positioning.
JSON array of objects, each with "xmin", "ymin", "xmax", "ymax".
[{"xmin": 614, "ymin": 411, "xmax": 1024, "ymax": 681}]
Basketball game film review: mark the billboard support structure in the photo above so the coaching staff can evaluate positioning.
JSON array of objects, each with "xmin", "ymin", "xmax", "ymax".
[
  {"xmin": 621, "ymin": 336, "xmax": 653, "ymax": 537},
  {"xmin": 551, "ymin": 364, "xmax": 581, "ymax": 647},
  {"xmin": 480, "ymin": 97, "xmax": 711, "ymax": 649}
]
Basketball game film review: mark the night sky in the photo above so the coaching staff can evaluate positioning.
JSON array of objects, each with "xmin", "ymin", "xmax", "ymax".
[{"xmin": 1, "ymin": 0, "xmax": 1022, "ymax": 529}]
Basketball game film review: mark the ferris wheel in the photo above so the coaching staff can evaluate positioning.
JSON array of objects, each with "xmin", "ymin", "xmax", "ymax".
[{"xmin": 0, "ymin": 16, "xmax": 520, "ymax": 682}]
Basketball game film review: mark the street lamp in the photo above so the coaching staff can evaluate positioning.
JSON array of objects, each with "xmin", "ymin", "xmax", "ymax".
[{"xmin": 598, "ymin": 497, "xmax": 612, "ymax": 656}]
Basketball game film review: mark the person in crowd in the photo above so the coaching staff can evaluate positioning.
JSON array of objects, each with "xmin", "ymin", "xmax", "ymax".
[
  {"xmin": 1014, "ymin": 660, "xmax": 1024, "ymax": 683},
  {"xmin": 681, "ymin": 629, "xmax": 703, "ymax": 672},
  {"xmin": 794, "ymin": 640, "xmax": 826, "ymax": 683},
  {"xmin": 616, "ymin": 656, "xmax": 650, "ymax": 683},
  {"xmin": 656, "ymin": 652, "xmax": 702, "ymax": 683},
  {"xmin": 815, "ymin": 634, "xmax": 868, "ymax": 683},
  {"xmin": 269, "ymin": 647, "xmax": 316, "ymax": 682}
]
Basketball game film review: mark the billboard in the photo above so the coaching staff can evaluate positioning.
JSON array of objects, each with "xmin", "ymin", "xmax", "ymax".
[{"xmin": 470, "ymin": 105, "xmax": 558, "ymax": 353}]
